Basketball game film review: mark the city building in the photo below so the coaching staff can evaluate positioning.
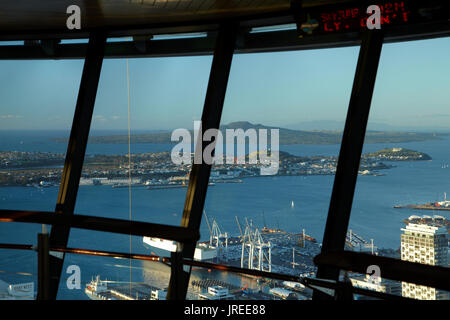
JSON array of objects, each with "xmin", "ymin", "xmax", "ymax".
[{"xmin": 401, "ymin": 223, "xmax": 448, "ymax": 300}]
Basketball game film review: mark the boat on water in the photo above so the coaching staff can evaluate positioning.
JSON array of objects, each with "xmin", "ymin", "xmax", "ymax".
[
  {"xmin": 146, "ymin": 184, "xmax": 187, "ymax": 190},
  {"xmin": 112, "ymin": 183, "xmax": 129, "ymax": 188},
  {"xmin": 146, "ymin": 182, "xmax": 215, "ymax": 190},
  {"xmin": 143, "ymin": 237, "xmax": 218, "ymax": 261},
  {"xmin": 85, "ymin": 276, "xmax": 110, "ymax": 300},
  {"xmin": 210, "ymin": 179, "xmax": 242, "ymax": 184},
  {"xmin": 85, "ymin": 275, "xmax": 168, "ymax": 300}
]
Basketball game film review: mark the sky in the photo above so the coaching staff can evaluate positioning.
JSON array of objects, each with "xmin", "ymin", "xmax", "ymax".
[{"xmin": 0, "ymin": 36, "xmax": 449, "ymax": 132}]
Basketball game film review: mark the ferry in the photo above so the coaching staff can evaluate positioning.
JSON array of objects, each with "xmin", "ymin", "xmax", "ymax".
[
  {"xmin": 143, "ymin": 237, "xmax": 217, "ymax": 261},
  {"xmin": 85, "ymin": 276, "xmax": 110, "ymax": 300},
  {"xmin": 85, "ymin": 275, "xmax": 168, "ymax": 300}
]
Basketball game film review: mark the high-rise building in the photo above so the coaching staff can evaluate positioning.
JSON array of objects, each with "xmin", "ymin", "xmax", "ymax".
[{"xmin": 401, "ymin": 222, "xmax": 448, "ymax": 300}]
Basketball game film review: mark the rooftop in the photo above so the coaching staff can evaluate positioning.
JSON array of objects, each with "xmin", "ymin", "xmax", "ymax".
[{"xmin": 402, "ymin": 223, "xmax": 448, "ymax": 235}]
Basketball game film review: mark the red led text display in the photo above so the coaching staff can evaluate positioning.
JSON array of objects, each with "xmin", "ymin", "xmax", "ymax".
[{"xmin": 319, "ymin": 1, "xmax": 409, "ymax": 32}]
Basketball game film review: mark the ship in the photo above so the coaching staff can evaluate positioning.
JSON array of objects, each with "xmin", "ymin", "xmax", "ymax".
[
  {"xmin": 394, "ymin": 192, "xmax": 450, "ymax": 211},
  {"xmin": 85, "ymin": 276, "xmax": 110, "ymax": 300},
  {"xmin": 85, "ymin": 275, "xmax": 168, "ymax": 300},
  {"xmin": 143, "ymin": 237, "xmax": 218, "ymax": 261},
  {"xmin": 112, "ymin": 183, "xmax": 128, "ymax": 188},
  {"xmin": 146, "ymin": 182, "xmax": 215, "ymax": 190}
]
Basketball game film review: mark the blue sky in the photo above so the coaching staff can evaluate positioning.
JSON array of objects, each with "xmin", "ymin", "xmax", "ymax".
[{"xmin": 0, "ymin": 36, "xmax": 449, "ymax": 131}]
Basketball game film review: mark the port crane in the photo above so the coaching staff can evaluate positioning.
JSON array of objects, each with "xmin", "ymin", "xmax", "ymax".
[
  {"xmin": 291, "ymin": 248, "xmax": 300, "ymax": 268},
  {"xmin": 235, "ymin": 216, "xmax": 243, "ymax": 238},
  {"xmin": 203, "ymin": 211, "xmax": 229, "ymax": 260},
  {"xmin": 210, "ymin": 219, "xmax": 228, "ymax": 248},
  {"xmin": 241, "ymin": 222, "xmax": 271, "ymax": 272},
  {"xmin": 210, "ymin": 218, "xmax": 228, "ymax": 261}
]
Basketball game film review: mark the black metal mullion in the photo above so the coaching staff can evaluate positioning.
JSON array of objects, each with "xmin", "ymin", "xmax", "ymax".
[
  {"xmin": 47, "ymin": 32, "xmax": 106, "ymax": 300},
  {"xmin": 314, "ymin": 30, "xmax": 384, "ymax": 300},
  {"xmin": 0, "ymin": 209, "xmax": 199, "ymax": 243},
  {"xmin": 37, "ymin": 231, "xmax": 50, "ymax": 300},
  {"xmin": 166, "ymin": 23, "xmax": 238, "ymax": 300}
]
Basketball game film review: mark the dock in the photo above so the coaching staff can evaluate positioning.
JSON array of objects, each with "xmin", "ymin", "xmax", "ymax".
[
  {"xmin": 394, "ymin": 204, "xmax": 450, "ymax": 211},
  {"xmin": 86, "ymin": 282, "xmax": 164, "ymax": 300}
]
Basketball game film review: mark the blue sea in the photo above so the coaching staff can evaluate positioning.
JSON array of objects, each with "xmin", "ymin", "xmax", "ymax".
[{"xmin": 0, "ymin": 130, "xmax": 449, "ymax": 299}]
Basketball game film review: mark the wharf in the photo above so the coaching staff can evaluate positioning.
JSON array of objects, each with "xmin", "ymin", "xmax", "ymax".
[
  {"xmin": 88, "ymin": 283, "xmax": 160, "ymax": 300},
  {"xmin": 395, "ymin": 204, "xmax": 450, "ymax": 211}
]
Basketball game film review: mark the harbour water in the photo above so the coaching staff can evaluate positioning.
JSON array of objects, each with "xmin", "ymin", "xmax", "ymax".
[{"xmin": 0, "ymin": 130, "xmax": 449, "ymax": 299}]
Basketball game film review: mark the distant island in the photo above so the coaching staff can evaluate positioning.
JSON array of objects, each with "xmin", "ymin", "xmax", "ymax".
[
  {"xmin": 363, "ymin": 148, "xmax": 432, "ymax": 161},
  {"xmin": 0, "ymin": 146, "xmax": 433, "ymax": 187},
  {"xmin": 51, "ymin": 121, "xmax": 442, "ymax": 145}
]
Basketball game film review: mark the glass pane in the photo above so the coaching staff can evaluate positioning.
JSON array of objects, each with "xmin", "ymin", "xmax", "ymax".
[
  {"xmin": 0, "ymin": 59, "xmax": 83, "ymax": 211},
  {"xmin": 57, "ymin": 252, "xmax": 171, "ymax": 300},
  {"xmin": 196, "ymin": 47, "xmax": 359, "ymax": 282},
  {"xmin": 74, "ymin": 56, "xmax": 212, "ymax": 228},
  {"xmin": 349, "ymin": 270, "xmax": 449, "ymax": 301},
  {"xmin": 0, "ymin": 249, "xmax": 37, "ymax": 300},
  {"xmin": 187, "ymin": 265, "xmax": 311, "ymax": 300},
  {"xmin": 348, "ymin": 37, "xmax": 450, "ymax": 300},
  {"xmin": 0, "ymin": 59, "xmax": 81, "ymax": 285},
  {"xmin": 0, "ymin": 222, "xmax": 46, "ymax": 246}
]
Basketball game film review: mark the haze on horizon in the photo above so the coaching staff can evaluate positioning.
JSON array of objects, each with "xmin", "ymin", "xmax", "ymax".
[{"xmin": 1, "ymin": 37, "xmax": 449, "ymax": 133}]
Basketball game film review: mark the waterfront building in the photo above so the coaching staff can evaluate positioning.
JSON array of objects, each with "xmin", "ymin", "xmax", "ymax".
[
  {"xmin": 401, "ymin": 223, "xmax": 448, "ymax": 300},
  {"xmin": 198, "ymin": 286, "xmax": 235, "ymax": 300}
]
